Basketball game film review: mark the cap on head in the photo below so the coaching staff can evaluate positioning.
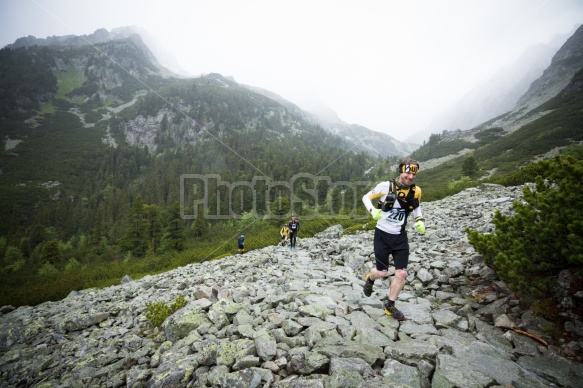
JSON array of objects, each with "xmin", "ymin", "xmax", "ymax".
[{"xmin": 397, "ymin": 159, "xmax": 420, "ymax": 175}]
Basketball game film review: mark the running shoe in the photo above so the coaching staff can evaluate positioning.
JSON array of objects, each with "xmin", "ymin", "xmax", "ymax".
[
  {"xmin": 384, "ymin": 300, "xmax": 405, "ymax": 321},
  {"xmin": 363, "ymin": 273, "xmax": 374, "ymax": 297}
]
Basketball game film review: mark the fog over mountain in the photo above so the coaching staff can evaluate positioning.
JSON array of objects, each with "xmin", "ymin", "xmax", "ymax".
[{"xmin": 404, "ymin": 29, "xmax": 576, "ymax": 144}]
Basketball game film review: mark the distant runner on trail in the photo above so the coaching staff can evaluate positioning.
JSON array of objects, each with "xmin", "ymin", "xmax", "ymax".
[
  {"xmin": 287, "ymin": 215, "xmax": 300, "ymax": 250},
  {"xmin": 361, "ymin": 158, "xmax": 426, "ymax": 321},
  {"xmin": 238, "ymin": 234, "xmax": 245, "ymax": 254},
  {"xmin": 280, "ymin": 224, "xmax": 290, "ymax": 246}
]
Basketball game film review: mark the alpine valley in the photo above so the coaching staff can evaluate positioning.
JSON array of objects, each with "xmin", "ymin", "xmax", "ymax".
[
  {"xmin": 1, "ymin": 23, "xmax": 583, "ymax": 388},
  {"xmin": 1, "ymin": 23, "xmax": 583, "ymax": 302}
]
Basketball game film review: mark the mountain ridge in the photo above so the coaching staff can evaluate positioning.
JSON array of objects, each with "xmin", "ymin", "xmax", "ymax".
[
  {"xmin": 3, "ymin": 27, "xmax": 413, "ymax": 159},
  {"xmin": 7, "ymin": 26, "xmax": 164, "ymax": 72}
]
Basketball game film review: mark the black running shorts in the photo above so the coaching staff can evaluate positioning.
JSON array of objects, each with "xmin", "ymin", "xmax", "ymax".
[{"xmin": 373, "ymin": 228, "xmax": 409, "ymax": 271}]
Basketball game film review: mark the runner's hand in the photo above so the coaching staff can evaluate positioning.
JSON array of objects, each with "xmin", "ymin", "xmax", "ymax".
[
  {"xmin": 415, "ymin": 219, "xmax": 425, "ymax": 233},
  {"xmin": 370, "ymin": 209, "xmax": 382, "ymax": 221}
]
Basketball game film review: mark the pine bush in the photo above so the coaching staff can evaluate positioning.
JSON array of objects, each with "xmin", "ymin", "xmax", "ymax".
[
  {"xmin": 467, "ymin": 155, "xmax": 583, "ymax": 297},
  {"xmin": 38, "ymin": 261, "xmax": 59, "ymax": 277},
  {"xmin": 145, "ymin": 295, "xmax": 187, "ymax": 328}
]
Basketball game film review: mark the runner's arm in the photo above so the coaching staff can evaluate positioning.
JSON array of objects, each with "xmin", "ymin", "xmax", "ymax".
[
  {"xmin": 411, "ymin": 186, "xmax": 423, "ymax": 219},
  {"xmin": 362, "ymin": 185, "xmax": 386, "ymax": 213}
]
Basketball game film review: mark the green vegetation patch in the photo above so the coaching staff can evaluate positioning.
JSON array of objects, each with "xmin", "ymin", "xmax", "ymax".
[
  {"xmin": 53, "ymin": 65, "xmax": 84, "ymax": 100},
  {"xmin": 467, "ymin": 155, "xmax": 583, "ymax": 297},
  {"xmin": 0, "ymin": 111, "xmax": 107, "ymax": 188},
  {"xmin": 146, "ymin": 295, "xmax": 188, "ymax": 327},
  {"xmin": 411, "ymin": 133, "xmax": 475, "ymax": 162}
]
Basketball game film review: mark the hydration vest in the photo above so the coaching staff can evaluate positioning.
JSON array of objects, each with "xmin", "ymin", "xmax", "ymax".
[{"xmin": 377, "ymin": 180, "xmax": 420, "ymax": 214}]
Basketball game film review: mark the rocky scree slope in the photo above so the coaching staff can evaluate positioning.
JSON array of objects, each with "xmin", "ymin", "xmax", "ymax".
[{"xmin": 1, "ymin": 184, "xmax": 583, "ymax": 387}]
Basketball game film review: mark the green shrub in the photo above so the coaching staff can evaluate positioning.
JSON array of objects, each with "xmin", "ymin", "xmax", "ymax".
[
  {"xmin": 466, "ymin": 155, "xmax": 583, "ymax": 297},
  {"xmin": 364, "ymin": 220, "xmax": 377, "ymax": 231},
  {"xmin": 59, "ymin": 240, "xmax": 73, "ymax": 253},
  {"xmin": 170, "ymin": 294, "xmax": 187, "ymax": 311},
  {"xmin": 1, "ymin": 259, "xmax": 25, "ymax": 273},
  {"xmin": 447, "ymin": 176, "xmax": 473, "ymax": 191},
  {"xmin": 344, "ymin": 223, "xmax": 366, "ymax": 234},
  {"xmin": 145, "ymin": 302, "xmax": 170, "ymax": 328},
  {"xmin": 3, "ymin": 245, "xmax": 23, "ymax": 264},
  {"xmin": 42, "ymin": 240, "xmax": 61, "ymax": 264},
  {"xmin": 145, "ymin": 294, "xmax": 187, "ymax": 328},
  {"xmin": 123, "ymin": 251, "xmax": 134, "ymax": 264},
  {"xmin": 64, "ymin": 258, "xmax": 81, "ymax": 272},
  {"xmin": 38, "ymin": 261, "xmax": 59, "ymax": 277}
]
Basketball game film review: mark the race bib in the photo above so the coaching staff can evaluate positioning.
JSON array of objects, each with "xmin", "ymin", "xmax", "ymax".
[{"xmin": 386, "ymin": 209, "xmax": 407, "ymax": 225}]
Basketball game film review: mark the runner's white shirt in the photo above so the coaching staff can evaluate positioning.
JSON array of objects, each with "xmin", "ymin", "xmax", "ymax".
[{"xmin": 362, "ymin": 180, "xmax": 423, "ymax": 235}]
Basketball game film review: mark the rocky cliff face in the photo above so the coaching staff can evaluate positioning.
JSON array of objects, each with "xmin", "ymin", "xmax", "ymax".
[
  {"xmin": 481, "ymin": 24, "xmax": 583, "ymax": 135},
  {"xmin": 515, "ymin": 25, "xmax": 583, "ymax": 110},
  {"xmin": 1, "ymin": 183, "xmax": 582, "ymax": 387}
]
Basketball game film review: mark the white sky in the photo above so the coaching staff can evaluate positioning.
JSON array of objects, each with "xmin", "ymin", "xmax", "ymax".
[{"xmin": 1, "ymin": 0, "xmax": 582, "ymax": 142}]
